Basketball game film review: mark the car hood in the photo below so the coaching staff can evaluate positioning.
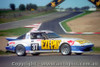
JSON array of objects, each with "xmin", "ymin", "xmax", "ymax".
[
  {"xmin": 52, "ymin": 37, "xmax": 93, "ymax": 46},
  {"xmin": 52, "ymin": 37, "xmax": 83, "ymax": 41}
]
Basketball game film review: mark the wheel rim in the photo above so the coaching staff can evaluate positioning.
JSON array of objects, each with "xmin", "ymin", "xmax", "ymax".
[
  {"xmin": 16, "ymin": 47, "xmax": 24, "ymax": 55},
  {"xmin": 61, "ymin": 44, "xmax": 70, "ymax": 55}
]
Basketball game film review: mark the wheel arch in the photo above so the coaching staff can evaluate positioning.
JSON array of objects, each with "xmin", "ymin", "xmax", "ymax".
[
  {"xmin": 15, "ymin": 43, "xmax": 27, "ymax": 47},
  {"xmin": 15, "ymin": 44, "xmax": 25, "ymax": 51},
  {"xmin": 59, "ymin": 42, "xmax": 71, "ymax": 52},
  {"xmin": 14, "ymin": 43, "xmax": 27, "ymax": 52}
]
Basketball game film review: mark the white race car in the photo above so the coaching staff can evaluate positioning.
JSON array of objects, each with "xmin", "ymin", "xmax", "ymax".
[{"xmin": 6, "ymin": 30, "xmax": 94, "ymax": 56}]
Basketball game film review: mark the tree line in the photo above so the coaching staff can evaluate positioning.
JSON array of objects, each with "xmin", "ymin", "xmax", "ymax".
[{"xmin": 10, "ymin": 3, "xmax": 38, "ymax": 11}]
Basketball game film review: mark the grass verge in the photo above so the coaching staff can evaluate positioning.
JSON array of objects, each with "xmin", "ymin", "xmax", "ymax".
[
  {"xmin": 61, "ymin": 11, "xmax": 94, "ymax": 32},
  {"xmin": 92, "ymin": 47, "xmax": 100, "ymax": 53},
  {"xmin": 0, "ymin": 27, "xmax": 32, "ymax": 36},
  {"xmin": 0, "ymin": 50, "xmax": 13, "ymax": 55},
  {"xmin": 0, "ymin": 10, "xmax": 23, "ymax": 14}
]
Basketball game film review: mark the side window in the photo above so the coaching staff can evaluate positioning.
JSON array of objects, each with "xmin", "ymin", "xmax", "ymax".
[{"xmin": 31, "ymin": 33, "xmax": 44, "ymax": 39}]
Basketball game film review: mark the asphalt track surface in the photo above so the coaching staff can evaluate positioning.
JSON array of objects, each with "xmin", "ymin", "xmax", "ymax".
[
  {"xmin": 0, "ymin": 54, "xmax": 100, "ymax": 67},
  {"xmin": 0, "ymin": 12, "xmax": 70, "ymax": 30},
  {"xmin": 39, "ymin": 12, "xmax": 83, "ymax": 34}
]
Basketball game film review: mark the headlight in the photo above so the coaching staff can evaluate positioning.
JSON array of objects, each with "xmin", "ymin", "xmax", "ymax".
[{"xmin": 75, "ymin": 40, "xmax": 90, "ymax": 44}]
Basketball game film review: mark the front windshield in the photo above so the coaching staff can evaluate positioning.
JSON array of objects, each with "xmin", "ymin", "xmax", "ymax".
[{"xmin": 47, "ymin": 33, "xmax": 61, "ymax": 38}]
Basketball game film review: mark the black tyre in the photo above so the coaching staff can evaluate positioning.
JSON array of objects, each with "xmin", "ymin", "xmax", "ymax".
[
  {"xmin": 31, "ymin": 53, "xmax": 40, "ymax": 56},
  {"xmin": 60, "ymin": 43, "xmax": 71, "ymax": 55},
  {"xmin": 75, "ymin": 53, "xmax": 82, "ymax": 55},
  {"xmin": 15, "ymin": 45, "xmax": 26, "ymax": 56}
]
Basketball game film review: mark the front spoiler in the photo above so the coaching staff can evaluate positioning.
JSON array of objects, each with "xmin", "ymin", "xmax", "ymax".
[{"xmin": 71, "ymin": 44, "xmax": 94, "ymax": 53}]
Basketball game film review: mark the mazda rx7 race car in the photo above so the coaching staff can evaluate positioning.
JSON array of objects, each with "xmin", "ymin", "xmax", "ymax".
[{"xmin": 6, "ymin": 30, "xmax": 94, "ymax": 56}]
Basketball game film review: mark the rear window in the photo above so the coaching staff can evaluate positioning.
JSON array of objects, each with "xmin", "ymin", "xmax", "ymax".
[
  {"xmin": 31, "ymin": 33, "xmax": 44, "ymax": 39},
  {"xmin": 17, "ymin": 34, "xmax": 26, "ymax": 39}
]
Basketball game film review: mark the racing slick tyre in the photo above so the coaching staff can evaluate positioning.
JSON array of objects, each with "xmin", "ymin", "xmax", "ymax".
[
  {"xmin": 75, "ymin": 53, "xmax": 82, "ymax": 55},
  {"xmin": 60, "ymin": 43, "xmax": 71, "ymax": 56},
  {"xmin": 15, "ymin": 45, "xmax": 26, "ymax": 56},
  {"xmin": 31, "ymin": 53, "xmax": 40, "ymax": 56}
]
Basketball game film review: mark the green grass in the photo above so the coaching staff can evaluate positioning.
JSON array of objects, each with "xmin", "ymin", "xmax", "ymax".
[
  {"xmin": 0, "ymin": 50, "xmax": 13, "ymax": 55},
  {"xmin": 0, "ymin": 10, "xmax": 23, "ymax": 14},
  {"xmin": 61, "ymin": 11, "xmax": 94, "ymax": 32},
  {"xmin": 93, "ymin": 47, "xmax": 100, "ymax": 53},
  {"xmin": 0, "ymin": 27, "xmax": 32, "ymax": 36},
  {"xmin": 0, "ymin": 10, "xmax": 56, "ymax": 24}
]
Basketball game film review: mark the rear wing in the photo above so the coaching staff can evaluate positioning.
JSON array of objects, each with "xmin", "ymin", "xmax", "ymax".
[{"xmin": 6, "ymin": 37, "xmax": 18, "ymax": 41}]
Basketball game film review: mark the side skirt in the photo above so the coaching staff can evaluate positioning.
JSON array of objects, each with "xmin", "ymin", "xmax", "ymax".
[{"xmin": 26, "ymin": 50, "xmax": 59, "ymax": 53}]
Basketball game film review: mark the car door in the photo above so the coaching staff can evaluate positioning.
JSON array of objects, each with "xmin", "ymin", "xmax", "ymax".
[
  {"xmin": 40, "ymin": 33, "xmax": 61, "ymax": 50},
  {"xmin": 30, "ymin": 33, "xmax": 46, "ymax": 51}
]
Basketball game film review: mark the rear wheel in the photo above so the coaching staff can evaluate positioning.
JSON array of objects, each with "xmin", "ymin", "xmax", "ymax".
[
  {"xmin": 15, "ymin": 45, "xmax": 26, "ymax": 56},
  {"xmin": 60, "ymin": 43, "xmax": 71, "ymax": 56}
]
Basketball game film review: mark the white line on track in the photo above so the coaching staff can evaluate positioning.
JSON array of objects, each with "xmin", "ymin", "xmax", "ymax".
[{"xmin": 59, "ymin": 12, "xmax": 85, "ymax": 33}]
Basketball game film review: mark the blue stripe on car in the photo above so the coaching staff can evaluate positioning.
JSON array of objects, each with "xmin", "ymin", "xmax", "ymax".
[
  {"xmin": 6, "ymin": 46, "xmax": 31, "ymax": 52},
  {"xmin": 71, "ymin": 44, "xmax": 94, "ymax": 51}
]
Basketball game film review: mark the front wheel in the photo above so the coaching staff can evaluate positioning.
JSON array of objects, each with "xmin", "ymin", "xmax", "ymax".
[
  {"xmin": 15, "ymin": 45, "xmax": 26, "ymax": 56},
  {"xmin": 60, "ymin": 43, "xmax": 71, "ymax": 56}
]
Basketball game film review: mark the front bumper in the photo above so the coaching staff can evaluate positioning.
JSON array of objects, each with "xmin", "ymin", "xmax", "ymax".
[{"xmin": 71, "ymin": 44, "xmax": 94, "ymax": 53}]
